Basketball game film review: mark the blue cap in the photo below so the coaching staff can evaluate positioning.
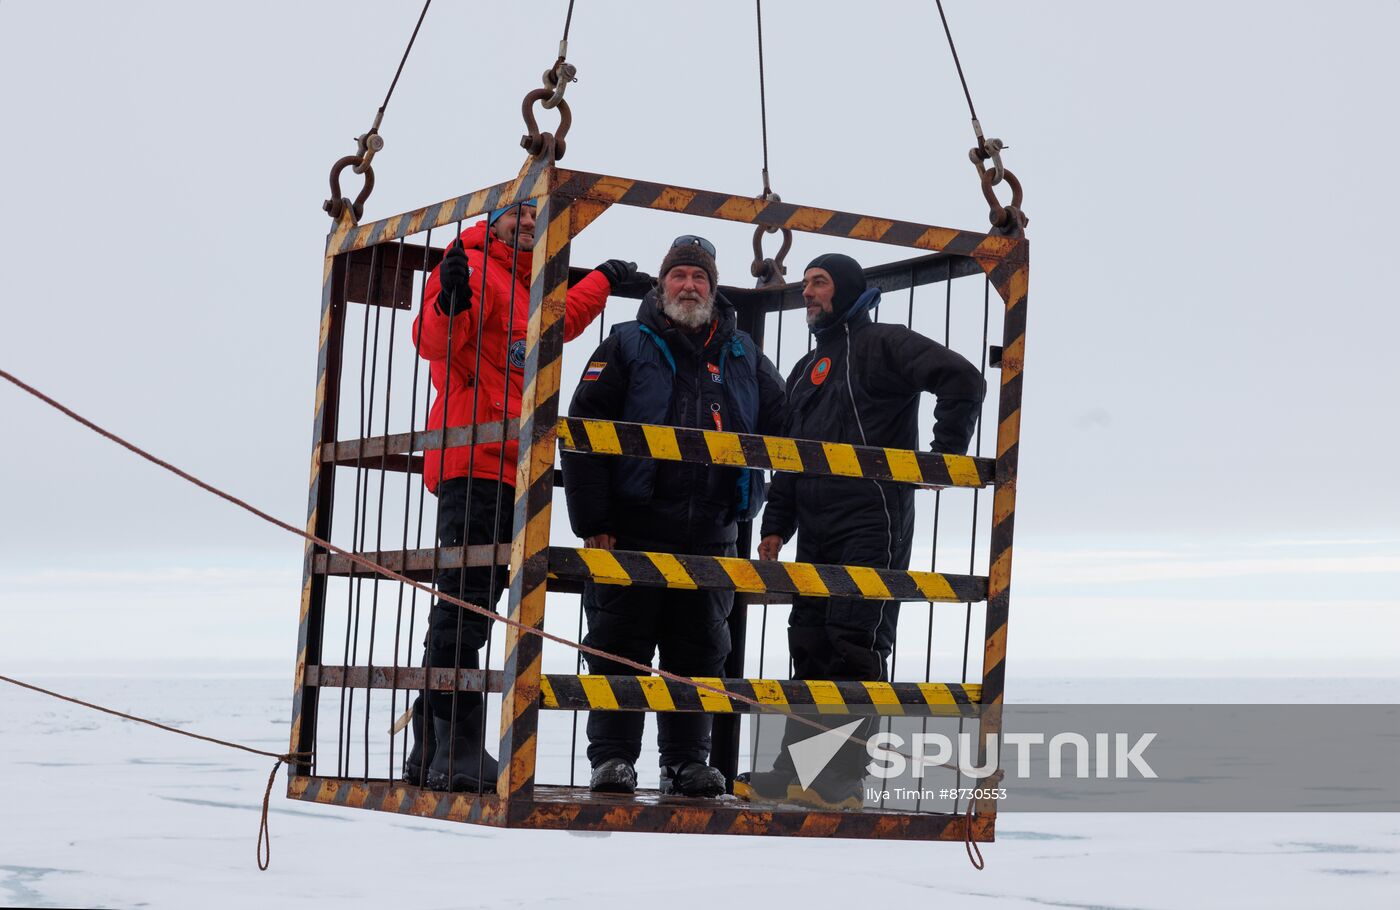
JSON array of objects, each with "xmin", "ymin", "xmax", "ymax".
[{"xmin": 488, "ymin": 200, "xmax": 537, "ymax": 226}]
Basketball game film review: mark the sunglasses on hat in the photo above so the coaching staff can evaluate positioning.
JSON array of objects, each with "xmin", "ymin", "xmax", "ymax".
[{"xmin": 670, "ymin": 234, "xmax": 716, "ymax": 257}]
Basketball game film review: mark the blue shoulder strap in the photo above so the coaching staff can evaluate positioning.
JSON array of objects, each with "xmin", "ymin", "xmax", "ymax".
[
  {"xmin": 637, "ymin": 324, "xmax": 677, "ymax": 374},
  {"xmin": 717, "ymin": 334, "xmax": 747, "ymax": 380}
]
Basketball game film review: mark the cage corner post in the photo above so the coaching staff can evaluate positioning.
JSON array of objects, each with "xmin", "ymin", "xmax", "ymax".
[
  {"xmin": 971, "ymin": 238, "xmax": 1029, "ymax": 836},
  {"xmin": 288, "ymin": 216, "xmax": 356, "ymax": 792},
  {"xmin": 496, "ymin": 187, "xmax": 578, "ymax": 824}
]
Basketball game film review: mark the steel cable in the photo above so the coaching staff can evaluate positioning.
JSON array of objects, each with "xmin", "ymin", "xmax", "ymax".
[
  {"xmin": 0, "ymin": 368, "xmax": 966, "ymax": 775},
  {"xmin": 0, "ymin": 673, "xmax": 306, "ymax": 871},
  {"xmin": 378, "ymin": 1, "xmax": 433, "ymax": 121},
  {"xmin": 934, "ymin": 0, "xmax": 980, "ymax": 126},
  {"xmin": 755, "ymin": 0, "xmax": 773, "ymax": 196}
]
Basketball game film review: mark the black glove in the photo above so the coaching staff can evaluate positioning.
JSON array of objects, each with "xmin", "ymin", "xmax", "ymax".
[
  {"xmin": 596, "ymin": 259, "xmax": 638, "ymax": 289},
  {"xmin": 436, "ymin": 240, "xmax": 473, "ymax": 315}
]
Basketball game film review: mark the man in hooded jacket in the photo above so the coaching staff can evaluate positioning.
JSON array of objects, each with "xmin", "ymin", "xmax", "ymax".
[
  {"xmin": 404, "ymin": 200, "xmax": 642, "ymax": 792},
  {"xmin": 561, "ymin": 236, "xmax": 786, "ymax": 797},
  {"xmin": 738, "ymin": 252, "xmax": 986, "ymax": 808}
]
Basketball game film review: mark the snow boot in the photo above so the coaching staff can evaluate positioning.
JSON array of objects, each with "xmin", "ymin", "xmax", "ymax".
[
  {"xmin": 786, "ymin": 773, "xmax": 865, "ymax": 811},
  {"xmin": 424, "ymin": 709, "xmax": 499, "ymax": 792},
  {"xmin": 659, "ymin": 761, "xmax": 726, "ymax": 798},
  {"xmin": 589, "ymin": 758, "xmax": 638, "ymax": 794},
  {"xmin": 401, "ymin": 698, "xmax": 435, "ymax": 787},
  {"xmin": 733, "ymin": 767, "xmax": 797, "ymax": 802}
]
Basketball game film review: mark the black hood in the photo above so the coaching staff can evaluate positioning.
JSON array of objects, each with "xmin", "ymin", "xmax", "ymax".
[{"xmin": 806, "ymin": 253, "xmax": 868, "ymax": 316}]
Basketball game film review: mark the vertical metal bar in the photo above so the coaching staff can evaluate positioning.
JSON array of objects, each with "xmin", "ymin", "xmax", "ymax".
[
  {"xmin": 570, "ymin": 259, "xmax": 612, "ymax": 787},
  {"xmin": 289, "ymin": 225, "xmax": 353, "ymax": 783},
  {"xmin": 340, "ymin": 242, "xmax": 381, "ymax": 777},
  {"xmin": 961, "ymin": 276, "xmax": 991, "ymax": 682},
  {"xmin": 390, "ymin": 227, "xmax": 436, "ymax": 780},
  {"xmin": 953, "ymin": 274, "xmax": 993, "ymax": 816},
  {"xmin": 569, "ymin": 600, "xmax": 584, "ymax": 789},
  {"xmin": 420, "ymin": 219, "xmax": 466, "ymax": 787},
  {"xmin": 712, "ymin": 286, "xmax": 766, "ymax": 785},
  {"xmin": 445, "ymin": 214, "xmax": 496, "ymax": 789},
  {"xmin": 498, "ymin": 189, "xmax": 573, "ymax": 818},
  {"xmin": 927, "ymin": 263, "xmax": 952, "ymax": 673},
  {"xmin": 476, "ymin": 213, "xmax": 527, "ymax": 794},
  {"xmin": 918, "ymin": 259, "xmax": 950, "ymax": 816},
  {"xmin": 366, "ymin": 237, "xmax": 408, "ymax": 778},
  {"xmin": 355, "ymin": 245, "xmax": 388, "ymax": 779},
  {"xmin": 973, "ymin": 242, "xmax": 1029, "ymax": 830},
  {"xmin": 757, "ymin": 293, "xmax": 783, "ymax": 682}
]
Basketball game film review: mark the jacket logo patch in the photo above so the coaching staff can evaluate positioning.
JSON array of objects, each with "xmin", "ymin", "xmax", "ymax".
[
  {"xmin": 510, "ymin": 339, "xmax": 527, "ymax": 369},
  {"xmin": 582, "ymin": 361, "xmax": 607, "ymax": 381},
  {"xmin": 707, "ymin": 362, "xmax": 723, "ymax": 382},
  {"xmin": 810, "ymin": 356, "xmax": 832, "ymax": 386}
]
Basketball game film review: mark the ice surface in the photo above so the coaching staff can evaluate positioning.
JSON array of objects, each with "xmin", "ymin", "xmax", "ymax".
[{"xmin": 2, "ymin": 675, "xmax": 1397, "ymax": 909}]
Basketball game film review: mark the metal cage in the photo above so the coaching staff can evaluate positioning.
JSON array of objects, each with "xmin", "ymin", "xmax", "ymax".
[{"xmin": 287, "ymin": 155, "xmax": 1028, "ymax": 842}]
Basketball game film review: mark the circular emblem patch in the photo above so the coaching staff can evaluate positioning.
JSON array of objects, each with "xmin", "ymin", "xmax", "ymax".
[
  {"xmin": 509, "ymin": 339, "xmax": 527, "ymax": 369},
  {"xmin": 810, "ymin": 356, "xmax": 832, "ymax": 386}
]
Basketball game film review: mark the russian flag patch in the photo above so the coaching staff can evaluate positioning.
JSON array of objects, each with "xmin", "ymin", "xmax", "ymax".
[{"xmin": 583, "ymin": 361, "xmax": 607, "ymax": 381}]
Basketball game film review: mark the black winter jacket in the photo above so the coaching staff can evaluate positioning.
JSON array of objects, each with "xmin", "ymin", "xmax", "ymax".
[
  {"xmin": 562, "ymin": 292, "xmax": 787, "ymax": 547},
  {"xmin": 759, "ymin": 306, "xmax": 986, "ymax": 543}
]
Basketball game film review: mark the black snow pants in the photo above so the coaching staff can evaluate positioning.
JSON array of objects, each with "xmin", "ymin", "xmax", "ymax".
[
  {"xmin": 582, "ymin": 537, "xmax": 735, "ymax": 768},
  {"xmin": 414, "ymin": 477, "xmax": 514, "ymax": 727},
  {"xmin": 779, "ymin": 478, "xmax": 915, "ymax": 778}
]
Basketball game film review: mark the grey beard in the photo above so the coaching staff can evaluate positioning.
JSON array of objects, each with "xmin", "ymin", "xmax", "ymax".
[
  {"xmin": 661, "ymin": 292, "xmax": 715, "ymax": 330},
  {"xmin": 807, "ymin": 306, "xmax": 840, "ymax": 330}
]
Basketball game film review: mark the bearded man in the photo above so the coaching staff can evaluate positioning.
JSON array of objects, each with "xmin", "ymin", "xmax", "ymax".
[
  {"xmin": 737, "ymin": 252, "xmax": 985, "ymax": 809},
  {"xmin": 561, "ymin": 235, "xmax": 786, "ymax": 797}
]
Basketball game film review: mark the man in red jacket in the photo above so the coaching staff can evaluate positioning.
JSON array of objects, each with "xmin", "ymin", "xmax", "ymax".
[{"xmin": 405, "ymin": 200, "xmax": 641, "ymax": 792}]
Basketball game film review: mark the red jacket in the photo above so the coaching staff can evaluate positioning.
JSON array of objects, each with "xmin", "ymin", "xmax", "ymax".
[{"xmin": 413, "ymin": 221, "xmax": 611, "ymax": 493}]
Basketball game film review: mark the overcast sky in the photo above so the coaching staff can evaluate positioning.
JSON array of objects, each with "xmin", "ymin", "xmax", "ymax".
[{"xmin": 1, "ymin": 1, "xmax": 1396, "ymax": 674}]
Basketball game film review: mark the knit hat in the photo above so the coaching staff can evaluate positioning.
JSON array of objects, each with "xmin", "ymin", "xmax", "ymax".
[
  {"xmin": 659, "ymin": 237, "xmax": 718, "ymax": 288},
  {"xmin": 488, "ymin": 199, "xmax": 537, "ymax": 226},
  {"xmin": 805, "ymin": 253, "xmax": 867, "ymax": 314}
]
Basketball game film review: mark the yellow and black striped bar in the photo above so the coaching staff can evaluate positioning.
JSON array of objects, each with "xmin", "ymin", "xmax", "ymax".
[
  {"xmin": 519, "ymin": 787, "xmax": 992, "ymax": 840},
  {"xmin": 551, "ymin": 547, "xmax": 986, "ymax": 603},
  {"xmin": 318, "ymin": 418, "xmax": 992, "ymax": 487},
  {"xmin": 289, "ymin": 775, "xmax": 507, "ymax": 827},
  {"xmin": 312, "ymin": 546, "xmax": 985, "ymax": 603},
  {"xmin": 328, "ymin": 155, "xmax": 554, "ymax": 257},
  {"xmin": 496, "ymin": 189, "xmax": 593, "ymax": 821},
  {"xmin": 972, "ymin": 244, "xmax": 1029, "ymax": 820},
  {"xmin": 539, "ymin": 675, "xmax": 980, "ymax": 716},
  {"xmin": 328, "ymin": 165, "xmax": 1020, "ymax": 268},
  {"xmin": 302, "ymin": 666, "xmax": 978, "ymax": 718},
  {"xmin": 558, "ymin": 417, "xmax": 995, "ymax": 487},
  {"xmin": 552, "ymin": 168, "xmax": 1020, "ymax": 263},
  {"xmin": 288, "ymin": 776, "xmax": 991, "ymax": 841}
]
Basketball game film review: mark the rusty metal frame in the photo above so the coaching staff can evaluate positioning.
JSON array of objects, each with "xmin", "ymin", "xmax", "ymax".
[{"xmin": 288, "ymin": 159, "xmax": 1026, "ymax": 842}]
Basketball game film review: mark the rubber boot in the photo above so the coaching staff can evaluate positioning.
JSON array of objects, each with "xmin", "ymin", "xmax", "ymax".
[
  {"xmin": 424, "ymin": 707, "xmax": 499, "ymax": 792},
  {"xmin": 401, "ymin": 696, "xmax": 436, "ymax": 787}
]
